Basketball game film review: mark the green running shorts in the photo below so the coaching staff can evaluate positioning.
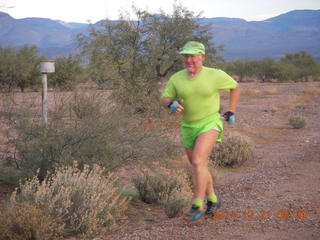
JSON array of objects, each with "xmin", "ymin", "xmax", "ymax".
[{"xmin": 181, "ymin": 112, "xmax": 223, "ymax": 149}]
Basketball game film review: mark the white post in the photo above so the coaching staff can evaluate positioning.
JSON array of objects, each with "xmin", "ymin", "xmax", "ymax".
[
  {"xmin": 40, "ymin": 61, "xmax": 54, "ymax": 128},
  {"xmin": 41, "ymin": 73, "xmax": 48, "ymax": 127}
]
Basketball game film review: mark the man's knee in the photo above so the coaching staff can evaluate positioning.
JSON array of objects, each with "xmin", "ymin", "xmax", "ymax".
[{"xmin": 191, "ymin": 158, "xmax": 206, "ymax": 171}]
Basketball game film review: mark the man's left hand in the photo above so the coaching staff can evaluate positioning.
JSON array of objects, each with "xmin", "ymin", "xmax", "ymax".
[{"xmin": 223, "ymin": 111, "xmax": 235, "ymax": 124}]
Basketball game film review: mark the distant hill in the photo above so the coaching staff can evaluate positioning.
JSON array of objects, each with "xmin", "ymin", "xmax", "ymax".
[
  {"xmin": 0, "ymin": 10, "xmax": 319, "ymax": 61},
  {"xmin": 0, "ymin": 11, "xmax": 86, "ymax": 58},
  {"xmin": 204, "ymin": 10, "xmax": 320, "ymax": 60}
]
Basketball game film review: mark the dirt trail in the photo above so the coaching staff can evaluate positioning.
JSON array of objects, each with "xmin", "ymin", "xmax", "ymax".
[{"xmin": 102, "ymin": 82, "xmax": 320, "ymax": 240}]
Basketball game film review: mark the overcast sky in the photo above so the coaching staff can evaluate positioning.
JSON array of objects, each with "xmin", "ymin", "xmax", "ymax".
[{"xmin": 2, "ymin": 0, "xmax": 320, "ymax": 23}]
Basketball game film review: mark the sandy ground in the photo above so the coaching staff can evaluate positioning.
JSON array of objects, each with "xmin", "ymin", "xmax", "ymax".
[{"xmin": 1, "ymin": 82, "xmax": 319, "ymax": 240}]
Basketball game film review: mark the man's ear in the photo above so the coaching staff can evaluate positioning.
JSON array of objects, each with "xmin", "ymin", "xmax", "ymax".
[{"xmin": 201, "ymin": 54, "xmax": 206, "ymax": 61}]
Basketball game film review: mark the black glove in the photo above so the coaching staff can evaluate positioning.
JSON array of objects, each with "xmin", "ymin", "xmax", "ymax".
[{"xmin": 223, "ymin": 111, "xmax": 235, "ymax": 124}]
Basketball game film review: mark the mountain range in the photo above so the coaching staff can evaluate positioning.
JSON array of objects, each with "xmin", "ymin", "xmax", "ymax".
[{"xmin": 0, "ymin": 10, "xmax": 319, "ymax": 61}]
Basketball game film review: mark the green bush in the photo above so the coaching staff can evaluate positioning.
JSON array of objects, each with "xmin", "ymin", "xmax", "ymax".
[
  {"xmin": 10, "ymin": 163, "xmax": 129, "ymax": 237},
  {"xmin": 289, "ymin": 117, "xmax": 306, "ymax": 129},
  {"xmin": 210, "ymin": 136, "xmax": 253, "ymax": 167}
]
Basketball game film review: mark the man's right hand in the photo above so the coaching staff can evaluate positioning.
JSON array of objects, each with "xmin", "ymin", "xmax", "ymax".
[{"xmin": 168, "ymin": 100, "xmax": 184, "ymax": 113}]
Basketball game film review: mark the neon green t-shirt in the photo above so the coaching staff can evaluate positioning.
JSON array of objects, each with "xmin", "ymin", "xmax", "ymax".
[{"xmin": 161, "ymin": 66, "xmax": 238, "ymax": 122}]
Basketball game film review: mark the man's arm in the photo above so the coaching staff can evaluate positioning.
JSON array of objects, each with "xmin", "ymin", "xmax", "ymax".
[
  {"xmin": 161, "ymin": 97, "xmax": 172, "ymax": 109},
  {"xmin": 228, "ymin": 85, "xmax": 240, "ymax": 113}
]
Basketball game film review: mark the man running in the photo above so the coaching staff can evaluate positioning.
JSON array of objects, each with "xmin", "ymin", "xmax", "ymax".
[{"xmin": 161, "ymin": 41, "xmax": 240, "ymax": 221}]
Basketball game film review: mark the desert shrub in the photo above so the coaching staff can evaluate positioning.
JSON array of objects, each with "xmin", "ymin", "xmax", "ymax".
[
  {"xmin": 132, "ymin": 168, "xmax": 193, "ymax": 218},
  {"xmin": 133, "ymin": 171, "xmax": 184, "ymax": 204},
  {"xmin": 10, "ymin": 163, "xmax": 129, "ymax": 237},
  {"xmin": 288, "ymin": 117, "xmax": 306, "ymax": 129},
  {"xmin": 71, "ymin": 92, "xmax": 102, "ymax": 119},
  {"xmin": 0, "ymin": 202, "xmax": 62, "ymax": 240},
  {"xmin": 121, "ymin": 188, "xmax": 140, "ymax": 200},
  {"xmin": 2, "ymin": 93, "xmax": 126, "ymax": 180},
  {"xmin": 113, "ymin": 77, "xmax": 161, "ymax": 116},
  {"xmin": 6, "ymin": 116, "xmax": 123, "ymax": 180},
  {"xmin": 210, "ymin": 136, "xmax": 253, "ymax": 167},
  {"xmin": 1, "ymin": 91, "xmax": 178, "ymax": 181},
  {"xmin": 164, "ymin": 198, "xmax": 189, "ymax": 218}
]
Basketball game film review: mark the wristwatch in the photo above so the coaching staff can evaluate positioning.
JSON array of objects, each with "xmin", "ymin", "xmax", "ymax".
[{"xmin": 167, "ymin": 100, "xmax": 174, "ymax": 108}]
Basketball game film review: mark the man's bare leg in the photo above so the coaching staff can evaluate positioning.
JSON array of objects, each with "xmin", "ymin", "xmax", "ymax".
[{"xmin": 185, "ymin": 130, "xmax": 219, "ymax": 208}]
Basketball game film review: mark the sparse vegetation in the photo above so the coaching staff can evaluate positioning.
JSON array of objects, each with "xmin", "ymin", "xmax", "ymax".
[
  {"xmin": 210, "ymin": 136, "xmax": 253, "ymax": 167},
  {"xmin": 289, "ymin": 117, "xmax": 306, "ymax": 129}
]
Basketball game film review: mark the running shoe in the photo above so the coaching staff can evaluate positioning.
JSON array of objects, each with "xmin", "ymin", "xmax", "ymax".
[
  {"xmin": 205, "ymin": 200, "xmax": 221, "ymax": 219},
  {"xmin": 183, "ymin": 205, "xmax": 206, "ymax": 222}
]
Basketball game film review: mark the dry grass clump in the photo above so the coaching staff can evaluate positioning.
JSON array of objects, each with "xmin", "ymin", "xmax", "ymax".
[
  {"xmin": 132, "ymin": 168, "xmax": 192, "ymax": 218},
  {"xmin": 164, "ymin": 198, "xmax": 189, "ymax": 218},
  {"xmin": 71, "ymin": 92, "xmax": 103, "ymax": 119},
  {"xmin": 0, "ymin": 202, "xmax": 62, "ymax": 240},
  {"xmin": 288, "ymin": 117, "xmax": 306, "ymax": 129},
  {"xmin": 133, "ymin": 172, "xmax": 181, "ymax": 204},
  {"xmin": 10, "ymin": 163, "xmax": 129, "ymax": 237},
  {"xmin": 210, "ymin": 136, "xmax": 253, "ymax": 167},
  {"xmin": 133, "ymin": 169, "xmax": 192, "ymax": 205}
]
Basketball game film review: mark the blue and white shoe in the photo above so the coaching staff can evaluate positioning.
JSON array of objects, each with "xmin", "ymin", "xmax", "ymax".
[
  {"xmin": 204, "ymin": 200, "xmax": 221, "ymax": 219},
  {"xmin": 183, "ymin": 205, "xmax": 206, "ymax": 222}
]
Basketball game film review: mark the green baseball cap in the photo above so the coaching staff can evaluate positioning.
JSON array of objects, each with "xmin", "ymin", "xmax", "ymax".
[{"xmin": 179, "ymin": 41, "xmax": 205, "ymax": 55}]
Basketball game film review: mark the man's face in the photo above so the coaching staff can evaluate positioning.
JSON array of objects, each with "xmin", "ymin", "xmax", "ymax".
[{"xmin": 183, "ymin": 54, "xmax": 205, "ymax": 73}]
